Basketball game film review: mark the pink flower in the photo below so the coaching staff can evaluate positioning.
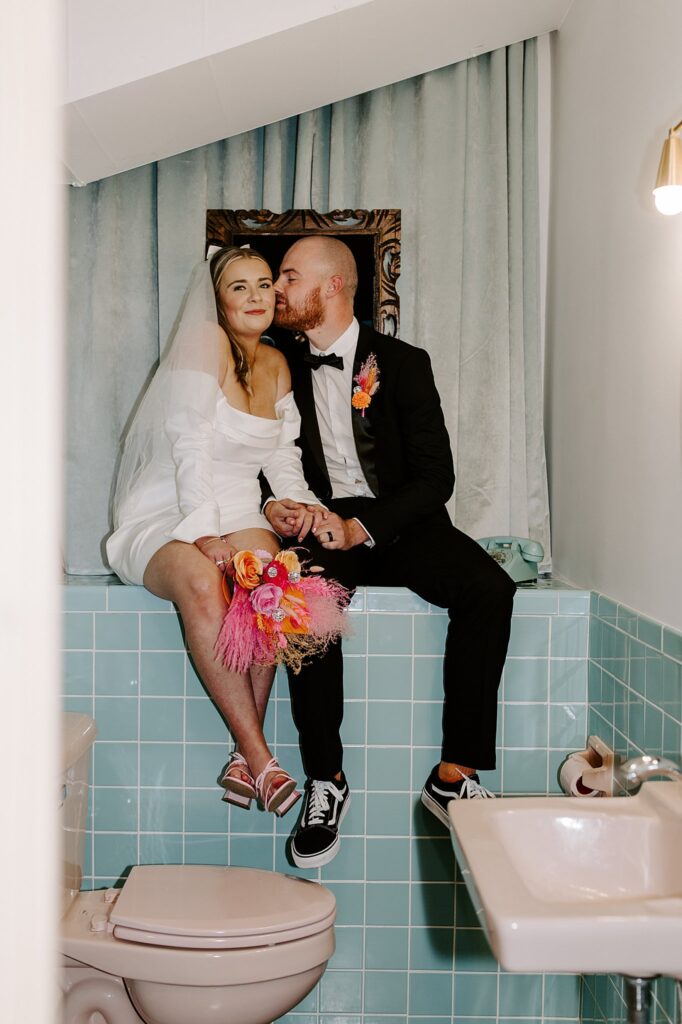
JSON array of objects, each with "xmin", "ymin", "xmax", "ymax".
[{"xmin": 250, "ymin": 583, "xmax": 283, "ymax": 615}]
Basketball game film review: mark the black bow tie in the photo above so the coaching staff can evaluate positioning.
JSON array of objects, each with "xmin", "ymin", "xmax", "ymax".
[{"xmin": 303, "ymin": 351, "xmax": 344, "ymax": 371}]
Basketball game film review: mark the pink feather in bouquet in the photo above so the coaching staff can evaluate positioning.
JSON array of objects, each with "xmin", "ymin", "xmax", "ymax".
[{"xmin": 214, "ymin": 548, "xmax": 350, "ymax": 674}]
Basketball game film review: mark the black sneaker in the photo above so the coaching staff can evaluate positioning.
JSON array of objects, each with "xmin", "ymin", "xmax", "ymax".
[
  {"xmin": 421, "ymin": 765, "xmax": 495, "ymax": 827},
  {"xmin": 290, "ymin": 775, "xmax": 351, "ymax": 868}
]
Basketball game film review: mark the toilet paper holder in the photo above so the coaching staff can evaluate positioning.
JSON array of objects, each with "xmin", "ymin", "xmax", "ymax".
[{"xmin": 559, "ymin": 735, "xmax": 616, "ymax": 797}]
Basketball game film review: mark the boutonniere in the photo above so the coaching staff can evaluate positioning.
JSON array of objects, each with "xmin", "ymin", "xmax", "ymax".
[{"xmin": 352, "ymin": 353, "xmax": 380, "ymax": 417}]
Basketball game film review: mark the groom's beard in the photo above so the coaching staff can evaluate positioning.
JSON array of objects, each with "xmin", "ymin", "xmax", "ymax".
[{"xmin": 274, "ymin": 286, "xmax": 324, "ymax": 332}]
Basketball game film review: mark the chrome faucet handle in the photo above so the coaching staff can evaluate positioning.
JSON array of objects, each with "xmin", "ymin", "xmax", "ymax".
[{"xmin": 616, "ymin": 753, "xmax": 682, "ymax": 791}]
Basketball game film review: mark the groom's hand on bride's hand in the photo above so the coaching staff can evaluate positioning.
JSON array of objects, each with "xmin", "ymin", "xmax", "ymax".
[{"xmin": 290, "ymin": 503, "xmax": 328, "ymax": 542}]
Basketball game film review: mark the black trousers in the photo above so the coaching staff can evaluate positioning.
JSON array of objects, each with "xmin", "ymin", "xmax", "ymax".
[{"xmin": 285, "ymin": 498, "xmax": 516, "ymax": 780}]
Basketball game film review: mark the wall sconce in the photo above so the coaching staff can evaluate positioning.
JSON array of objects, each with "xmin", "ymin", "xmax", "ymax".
[{"xmin": 653, "ymin": 119, "xmax": 682, "ymax": 215}]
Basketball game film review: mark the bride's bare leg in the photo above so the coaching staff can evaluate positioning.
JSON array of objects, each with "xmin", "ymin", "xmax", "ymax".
[
  {"xmin": 144, "ymin": 529, "xmax": 287, "ymax": 785},
  {"xmin": 221, "ymin": 528, "xmax": 281, "ymax": 763},
  {"xmin": 249, "ymin": 664, "xmax": 276, "ymax": 726},
  {"xmin": 143, "ymin": 538, "xmax": 278, "ymax": 781}
]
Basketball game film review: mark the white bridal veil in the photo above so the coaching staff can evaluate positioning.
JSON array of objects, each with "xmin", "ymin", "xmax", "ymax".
[{"xmin": 112, "ymin": 249, "xmax": 225, "ymax": 527}]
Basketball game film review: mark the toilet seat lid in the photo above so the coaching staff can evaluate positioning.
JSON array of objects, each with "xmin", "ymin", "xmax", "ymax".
[{"xmin": 109, "ymin": 865, "xmax": 336, "ymax": 949}]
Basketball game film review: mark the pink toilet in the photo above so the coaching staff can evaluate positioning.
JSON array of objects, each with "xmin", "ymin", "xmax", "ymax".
[{"xmin": 60, "ymin": 714, "xmax": 336, "ymax": 1024}]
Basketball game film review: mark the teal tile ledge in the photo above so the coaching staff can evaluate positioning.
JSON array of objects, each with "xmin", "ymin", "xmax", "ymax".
[{"xmin": 63, "ymin": 574, "xmax": 590, "ymax": 615}]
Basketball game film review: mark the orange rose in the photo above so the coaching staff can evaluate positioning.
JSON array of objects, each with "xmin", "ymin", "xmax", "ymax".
[
  {"xmin": 233, "ymin": 550, "xmax": 263, "ymax": 590},
  {"xmin": 275, "ymin": 550, "xmax": 301, "ymax": 575},
  {"xmin": 352, "ymin": 391, "xmax": 371, "ymax": 410}
]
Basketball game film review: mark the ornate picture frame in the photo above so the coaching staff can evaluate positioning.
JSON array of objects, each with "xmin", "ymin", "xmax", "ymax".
[{"xmin": 206, "ymin": 208, "xmax": 401, "ymax": 336}]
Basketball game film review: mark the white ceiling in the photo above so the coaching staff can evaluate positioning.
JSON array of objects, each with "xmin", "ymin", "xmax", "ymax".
[{"xmin": 64, "ymin": 0, "xmax": 573, "ymax": 185}]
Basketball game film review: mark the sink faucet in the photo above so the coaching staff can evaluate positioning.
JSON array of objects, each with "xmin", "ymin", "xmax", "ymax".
[{"xmin": 615, "ymin": 753, "xmax": 682, "ymax": 792}]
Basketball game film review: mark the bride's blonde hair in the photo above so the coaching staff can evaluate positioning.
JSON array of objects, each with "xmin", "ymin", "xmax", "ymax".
[{"xmin": 210, "ymin": 246, "xmax": 271, "ymax": 392}]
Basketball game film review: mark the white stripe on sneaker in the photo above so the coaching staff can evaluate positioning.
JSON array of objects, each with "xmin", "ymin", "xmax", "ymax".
[{"xmin": 431, "ymin": 778, "xmax": 495, "ymax": 800}]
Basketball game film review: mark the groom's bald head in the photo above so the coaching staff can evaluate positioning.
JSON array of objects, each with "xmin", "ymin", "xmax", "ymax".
[
  {"xmin": 290, "ymin": 236, "xmax": 358, "ymax": 299},
  {"xmin": 274, "ymin": 235, "xmax": 358, "ymax": 334}
]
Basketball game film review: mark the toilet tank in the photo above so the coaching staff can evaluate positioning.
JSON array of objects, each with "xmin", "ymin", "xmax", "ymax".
[{"xmin": 61, "ymin": 712, "xmax": 97, "ymax": 917}]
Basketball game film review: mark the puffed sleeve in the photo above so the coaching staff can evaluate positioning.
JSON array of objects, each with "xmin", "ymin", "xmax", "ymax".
[
  {"xmin": 164, "ymin": 371, "xmax": 221, "ymax": 542},
  {"xmin": 260, "ymin": 392, "xmax": 321, "ymax": 505}
]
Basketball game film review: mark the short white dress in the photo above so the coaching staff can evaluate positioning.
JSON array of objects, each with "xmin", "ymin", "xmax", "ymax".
[{"xmin": 106, "ymin": 386, "xmax": 319, "ymax": 586}]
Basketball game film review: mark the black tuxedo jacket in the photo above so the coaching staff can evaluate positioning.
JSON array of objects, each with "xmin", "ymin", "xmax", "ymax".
[{"xmin": 278, "ymin": 324, "xmax": 456, "ymax": 547}]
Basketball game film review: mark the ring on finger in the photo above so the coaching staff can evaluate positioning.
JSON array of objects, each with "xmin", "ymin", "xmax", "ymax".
[
  {"xmin": 324, "ymin": 531, "xmax": 333, "ymax": 542},
  {"xmin": 216, "ymin": 559, "xmax": 227, "ymax": 566}
]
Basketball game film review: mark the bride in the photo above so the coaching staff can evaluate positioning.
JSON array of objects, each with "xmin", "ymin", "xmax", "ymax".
[{"xmin": 107, "ymin": 245, "xmax": 329, "ymax": 818}]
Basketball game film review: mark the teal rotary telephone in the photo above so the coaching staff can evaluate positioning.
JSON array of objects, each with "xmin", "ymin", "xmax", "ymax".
[{"xmin": 477, "ymin": 536, "xmax": 544, "ymax": 584}]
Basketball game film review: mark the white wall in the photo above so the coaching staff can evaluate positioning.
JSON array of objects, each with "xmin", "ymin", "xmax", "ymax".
[
  {"xmin": 63, "ymin": 0, "xmax": 572, "ymax": 183},
  {"xmin": 1, "ymin": 3, "xmax": 61, "ymax": 1022},
  {"xmin": 547, "ymin": 0, "xmax": 682, "ymax": 630}
]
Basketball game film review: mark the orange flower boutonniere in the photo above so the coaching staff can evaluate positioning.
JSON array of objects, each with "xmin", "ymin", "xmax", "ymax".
[{"xmin": 352, "ymin": 353, "xmax": 380, "ymax": 417}]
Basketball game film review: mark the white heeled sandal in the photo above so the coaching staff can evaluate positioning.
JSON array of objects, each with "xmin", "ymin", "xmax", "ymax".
[
  {"xmin": 219, "ymin": 751, "xmax": 257, "ymax": 809},
  {"xmin": 255, "ymin": 758, "xmax": 301, "ymax": 817}
]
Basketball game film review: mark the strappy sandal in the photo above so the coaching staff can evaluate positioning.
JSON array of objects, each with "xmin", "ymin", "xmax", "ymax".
[
  {"xmin": 219, "ymin": 751, "xmax": 257, "ymax": 809},
  {"xmin": 255, "ymin": 758, "xmax": 301, "ymax": 817}
]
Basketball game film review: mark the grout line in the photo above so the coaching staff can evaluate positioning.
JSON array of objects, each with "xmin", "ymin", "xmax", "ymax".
[
  {"xmin": 136, "ymin": 612, "xmax": 141, "ymax": 871},
  {"xmin": 181, "ymin": 652, "xmax": 188, "ymax": 864},
  {"xmin": 406, "ymin": 612, "xmax": 415, "ymax": 1020}
]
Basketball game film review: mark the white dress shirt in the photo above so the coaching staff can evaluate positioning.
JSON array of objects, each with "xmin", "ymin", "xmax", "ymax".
[
  {"xmin": 308, "ymin": 318, "xmax": 374, "ymax": 500},
  {"xmin": 308, "ymin": 318, "xmax": 375, "ymax": 546}
]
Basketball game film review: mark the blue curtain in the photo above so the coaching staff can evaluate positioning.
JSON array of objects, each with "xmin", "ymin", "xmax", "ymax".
[{"xmin": 65, "ymin": 38, "xmax": 549, "ymax": 574}]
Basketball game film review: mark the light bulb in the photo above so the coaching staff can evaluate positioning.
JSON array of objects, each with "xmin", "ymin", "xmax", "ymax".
[{"xmin": 653, "ymin": 185, "xmax": 682, "ymax": 216}]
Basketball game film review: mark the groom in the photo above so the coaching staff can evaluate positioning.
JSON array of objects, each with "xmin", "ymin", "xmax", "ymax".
[{"xmin": 265, "ymin": 235, "xmax": 515, "ymax": 869}]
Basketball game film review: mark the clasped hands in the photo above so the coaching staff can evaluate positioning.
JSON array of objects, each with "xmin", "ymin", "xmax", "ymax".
[{"xmin": 264, "ymin": 499, "xmax": 368, "ymax": 550}]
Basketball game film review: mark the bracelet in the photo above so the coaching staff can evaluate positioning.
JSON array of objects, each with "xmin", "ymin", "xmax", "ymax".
[{"xmin": 194, "ymin": 535, "xmax": 227, "ymax": 550}]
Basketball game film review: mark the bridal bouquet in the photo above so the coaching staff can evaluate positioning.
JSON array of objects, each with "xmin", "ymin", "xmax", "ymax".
[{"xmin": 214, "ymin": 548, "xmax": 350, "ymax": 674}]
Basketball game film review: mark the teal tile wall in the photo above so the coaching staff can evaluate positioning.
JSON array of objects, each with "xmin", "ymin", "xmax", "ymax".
[
  {"xmin": 582, "ymin": 595, "xmax": 682, "ymax": 1024},
  {"xmin": 62, "ymin": 578, "xmax": 591, "ymax": 1024}
]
